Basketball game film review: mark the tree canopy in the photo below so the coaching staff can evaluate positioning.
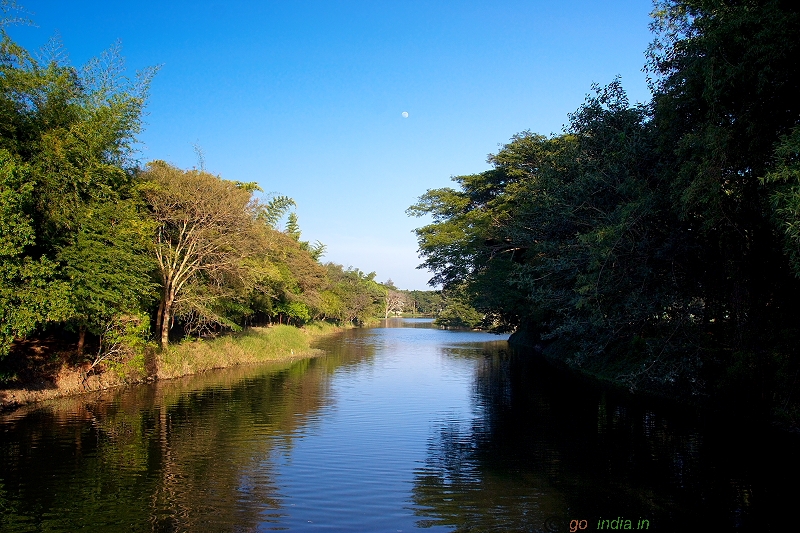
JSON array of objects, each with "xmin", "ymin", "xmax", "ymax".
[
  {"xmin": 0, "ymin": 21, "xmax": 156, "ymax": 358},
  {"xmin": 0, "ymin": 20, "xmax": 402, "ymax": 372},
  {"xmin": 409, "ymin": 0, "xmax": 800, "ymax": 411}
]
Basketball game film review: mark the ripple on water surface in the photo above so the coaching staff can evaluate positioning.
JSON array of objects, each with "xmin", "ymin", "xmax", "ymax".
[{"xmin": 2, "ymin": 320, "xmax": 799, "ymax": 532}]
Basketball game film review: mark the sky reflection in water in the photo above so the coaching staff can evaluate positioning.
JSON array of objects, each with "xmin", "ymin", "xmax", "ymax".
[{"xmin": 1, "ymin": 320, "xmax": 798, "ymax": 532}]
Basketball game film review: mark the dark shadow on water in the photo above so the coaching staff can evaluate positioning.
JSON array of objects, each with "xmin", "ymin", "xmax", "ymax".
[
  {"xmin": 3, "ymin": 325, "xmax": 798, "ymax": 532},
  {"xmin": 413, "ymin": 346, "xmax": 800, "ymax": 532}
]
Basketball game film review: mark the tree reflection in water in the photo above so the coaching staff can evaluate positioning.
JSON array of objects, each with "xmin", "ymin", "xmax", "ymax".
[
  {"xmin": 412, "ymin": 347, "xmax": 569, "ymax": 532},
  {"xmin": 411, "ymin": 346, "xmax": 800, "ymax": 532},
  {"xmin": 0, "ymin": 346, "xmax": 372, "ymax": 533},
  {"xmin": 3, "ymin": 327, "xmax": 799, "ymax": 532}
]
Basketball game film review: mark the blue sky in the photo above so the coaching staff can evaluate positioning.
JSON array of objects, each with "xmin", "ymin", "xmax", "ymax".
[{"xmin": 10, "ymin": 1, "xmax": 655, "ymax": 290}]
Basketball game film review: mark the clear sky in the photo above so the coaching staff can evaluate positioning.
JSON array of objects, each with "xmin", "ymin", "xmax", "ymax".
[{"xmin": 9, "ymin": 1, "xmax": 656, "ymax": 290}]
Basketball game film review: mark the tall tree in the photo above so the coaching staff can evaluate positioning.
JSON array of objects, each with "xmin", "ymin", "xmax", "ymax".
[
  {"xmin": 383, "ymin": 288, "xmax": 406, "ymax": 318},
  {"xmin": 648, "ymin": 0, "xmax": 800, "ymax": 341},
  {"xmin": 0, "ymin": 22, "xmax": 155, "ymax": 357},
  {"xmin": 56, "ymin": 199, "xmax": 155, "ymax": 354},
  {"xmin": 409, "ymin": 1, "xmax": 800, "ymax": 405},
  {"xmin": 141, "ymin": 161, "xmax": 258, "ymax": 349},
  {"xmin": 0, "ymin": 151, "xmax": 70, "ymax": 355}
]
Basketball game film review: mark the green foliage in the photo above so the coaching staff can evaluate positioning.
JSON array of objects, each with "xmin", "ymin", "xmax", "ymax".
[
  {"xmin": 0, "ymin": 150, "xmax": 71, "ymax": 353},
  {"xmin": 0, "ymin": 150, "xmax": 32, "ymax": 255},
  {"xmin": 409, "ymin": 1, "xmax": 800, "ymax": 409},
  {"xmin": 319, "ymin": 264, "xmax": 385, "ymax": 324},
  {"xmin": 411, "ymin": 81, "xmax": 712, "ymax": 388},
  {"xmin": 276, "ymin": 301, "xmax": 311, "ymax": 324},
  {"xmin": 434, "ymin": 293, "xmax": 483, "ymax": 329},
  {"xmin": 304, "ymin": 240, "xmax": 327, "ymax": 261},
  {"xmin": 141, "ymin": 160, "xmax": 261, "ymax": 347},
  {"xmin": 0, "ymin": 26, "xmax": 154, "ymax": 358},
  {"xmin": 0, "ymin": 7, "xmax": 420, "ymax": 387},
  {"xmin": 92, "ymin": 312, "xmax": 151, "ymax": 379},
  {"xmin": 57, "ymin": 199, "xmax": 156, "ymax": 337},
  {"xmin": 256, "ymin": 194, "xmax": 295, "ymax": 228},
  {"xmin": 256, "ymin": 229, "xmax": 327, "ymax": 324},
  {"xmin": 405, "ymin": 290, "xmax": 442, "ymax": 315},
  {"xmin": 285, "ymin": 211, "xmax": 301, "ymax": 240},
  {"xmin": 763, "ymin": 126, "xmax": 800, "ymax": 278},
  {"xmin": 647, "ymin": 0, "xmax": 800, "ymax": 329},
  {"xmin": 280, "ymin": 210, "xmax": 326, "ymax": 260}
]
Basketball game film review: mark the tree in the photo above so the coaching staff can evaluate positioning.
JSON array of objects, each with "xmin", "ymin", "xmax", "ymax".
[
  {"xmin": 383, "ymin": 289, "xmax": 406, "ymax": 318},
  {"xmin": 407, "ymin": 290, "xmax": 442, "ymax": 315},
  {"xmin": 409, "ymin": 82, "xmax": 695, "ymax": 385},
  {"xmin": 434, "ymin": 293, "xmax": 483, "ymax": 329},
  {"xmin": 256, "ymin": 195, "xmax": 295, "ymax": 228},
  {"xmin": 140, "ymin": 161, "xmax": 258, "ymax": 349},
  {"xmin": 763, "ymin": 126, "xmax": 800, "ymax": 278},
  {"xmin": 408, "ymin": 1, "xmax": 800, "ymax": 405},
  {"xmin": 259, "ymin": 228, "xmax": 327, "ymax": 325},
  {"xmin": 0, "ymin": 151, "xmax": 72, "ymax": 355},
  {"xmin": 57, "ymin": 199, "xmax": 155, "ymax": 354},
  {"xmin": 0, "ymin": 22, "xmax": 155, "ymax": 358},
  {"xmin": 321, "ymin": 264, "xmax": 384, "ymax": 324},
  {"xmin": 648, "ymin": 0, "xmax": 800, "ymax": 339},
  {"xmin": 282, "ymin": 210, "xmax": 326, "ymax": 260}
]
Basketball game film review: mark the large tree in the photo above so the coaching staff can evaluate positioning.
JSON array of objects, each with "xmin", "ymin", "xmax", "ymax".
[
  {"xmin": 383, "ymin": 288, "xmax": 406, "ymax": 319},
  {"xmin": 0, "ymin": 23, "xmax": 155, "ymax": 357},
  {"xmin": 648, "ymin": 0, "xmax": 800, "ymax": 339},
  {"xmin": 409, "ymin": 0, "xmax": 800, "ymax": 407},
  {"xmin": 141, "ymin": 161, "xmax": 258, "ymax": 349}
]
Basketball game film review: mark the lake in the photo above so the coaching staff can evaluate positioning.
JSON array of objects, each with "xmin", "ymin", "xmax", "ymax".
[{"xmin": 1, "ymin": 318, "xmax": 797, "ymax": 532}]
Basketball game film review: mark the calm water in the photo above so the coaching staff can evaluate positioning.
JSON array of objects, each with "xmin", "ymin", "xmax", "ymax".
[{"xmin": 1, "ymin": 319, "xmax": 797, "ymax": 532}]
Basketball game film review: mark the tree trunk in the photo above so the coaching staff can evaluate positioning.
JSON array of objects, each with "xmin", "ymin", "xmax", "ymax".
[
  {"xmin": 159, "ymin": 290, "xmax": 174, "ymax": 350},
  {"xmin": 77, "ymin": 326, "xmax": 86, "ymax": 357},
  {"xmin": 160, "ymin": 303, "xmax": 170, "ymax": 349},
  {"xmin": 155, "ymin": 298, "xmax": 165, "ymax": 335}
]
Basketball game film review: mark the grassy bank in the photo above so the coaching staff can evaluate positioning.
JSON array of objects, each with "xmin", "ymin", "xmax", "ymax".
[
  {"xmin": 1, "ymin": 322, "xmax": 345, "ymax": 410},
  {"xmin": 156, "ymin": 324, "xmax": 336, "ymax": 379}
]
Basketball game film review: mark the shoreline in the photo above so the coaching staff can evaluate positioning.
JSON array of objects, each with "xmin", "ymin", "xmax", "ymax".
[{"xmin": 0, "ymin": 323, "xmax": 345, "ymax": 412}]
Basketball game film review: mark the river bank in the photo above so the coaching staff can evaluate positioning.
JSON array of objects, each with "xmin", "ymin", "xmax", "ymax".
[{"xmin": 0, "ymin": 323, "xmax": 345, "ymax": 411}]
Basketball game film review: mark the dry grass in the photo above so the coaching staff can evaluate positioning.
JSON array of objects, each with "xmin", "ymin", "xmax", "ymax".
[
  {"xmin": 1, "ymin": 323, "xmax": 346, "ymax": 411},
  {"xmin": 155, "ymin": 324, "xmax": 341, "ymax": 379}
]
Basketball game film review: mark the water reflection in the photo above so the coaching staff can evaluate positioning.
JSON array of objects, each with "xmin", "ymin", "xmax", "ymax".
[
  {"xmin": 413, "ymin": 347, "xmax": 568, "ymax": 532},
  {"xmin": 413, "ymin": 347, "xmax": 800, "ymax": 532},
  {"xmin": 0, "ymin": 352, "xmax": 364, "ymax": 532},
  {"xmin": 2, "ymin": 323, "xmax": 798, "ymax": 532},
  {"xmin": 382, "ymin": 317, "xmax": 436, "ymax": 328}
]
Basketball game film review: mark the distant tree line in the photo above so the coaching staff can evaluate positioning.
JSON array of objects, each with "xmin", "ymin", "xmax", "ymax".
[
  {"xmin": 409, "ymin": 0, "xmax": 800, "ymax": 415},
  {"xmin": 0, "ymin": 16, "xmax": 398, "ymax": 366},
  {"xmin": 377, "ymin": 279, "xmax": 442, "ymax": 319}
]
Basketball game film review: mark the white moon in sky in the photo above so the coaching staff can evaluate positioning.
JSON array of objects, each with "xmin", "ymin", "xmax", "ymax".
[{"xmin": 401, "ymin": 111, "xmax": 409, "ymax": 118}]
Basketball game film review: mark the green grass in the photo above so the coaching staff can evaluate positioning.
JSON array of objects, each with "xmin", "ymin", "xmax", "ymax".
[
  {"xmin": 155, "ymin": 324, "xmax": 340, "ymax": 379},
  {"xmin": 298, "ymin": 321, "xmax": 347, "ymax": 335}
]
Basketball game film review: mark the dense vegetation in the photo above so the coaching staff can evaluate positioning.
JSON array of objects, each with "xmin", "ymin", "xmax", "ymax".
[
  {"xmin": 409, "ymin": 0, "xmax": 800, "ymax": 418},
  {"xmin": 0, "ymin": 12, "xmax": 435, "ymax": 381}
]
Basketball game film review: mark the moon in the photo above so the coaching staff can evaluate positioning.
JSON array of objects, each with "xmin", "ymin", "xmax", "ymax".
[{"xmin": 401, "ymin": 111, "xmax": 409, "ymax": 118}]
